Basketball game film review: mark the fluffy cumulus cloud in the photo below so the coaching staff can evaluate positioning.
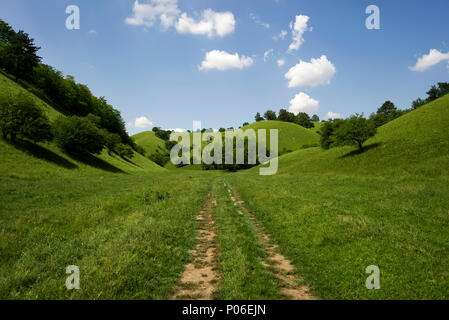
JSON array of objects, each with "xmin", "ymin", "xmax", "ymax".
[
  {"xmin": 176, "ymin": 9, "xmax": 235, "ymax": 38},
  {"xmin": 134, "ymin": 116, "xmax": 154, "ymax": 128},
  {"xmin": 285, "ymin": 55, "xmax": 336, "ymax": 88},
  {"xmin": 288, "ymin": 92, "xmax": 319, "ymax": 115},
  {"xmin": 288, "ymin": 15, "xmax": 311, "ymax": 52},
  {"xmin": 199, "ymin": 50, "xmax": 254, "ymax": 71},
  {"xmin": 409, "ymin": 49, "xmax": 449, "ymax": 72},
  {"xmin": 263, "ymin": 49, "xmax": 274, "ymax": 62},
  {"xmin": 277, "ymin": 59, "xmax": 285, "ymax": 67},
  {"xmin": 126, "ymin": 0, "xmax": 235, "ymax": 37},
  {"xmin": 325, "ymin": 111, "xmax": 341, "ymax": 120},
  {"xmin": 125, "ymin": 0, "xmax": 180, "ymax": 29}
]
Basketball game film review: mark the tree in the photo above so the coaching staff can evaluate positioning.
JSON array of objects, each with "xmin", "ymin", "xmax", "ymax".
[
  {"xmin": 242, "ymin": 122, "xmax": 249, "ymax": 127},
  {"xmin": 218, "ymin": 128, "xmax": 226, "ymax": 133},
  {"xmin": 53, "ymin": 116, "xmax": 105, "ymax": 154},
  {"xmin": 115, "ymin": 143, "xmax": 134, "ymax": 159},
  {"xmin": 319, "ymin": 119, "xmax": 344, "ymax": 150},
  {"xmin": 101, "ymin": 130, "xmax": 122, "ymax": 154},
  {"xmin": 0, "ymin": 93, "xmax": 52, "ymax": 143},
  {"xmin": 411, "ymin": 97, "xmax": 426, "ymax": 110},
  {"xmin": 277, "ymin": 109, "xmax": 295, "ymax": 123},
  {"xmin": 333, "ymin": 114, "xmax": 377, "ymax": 150},
  {"xmin": 311, "ymin": 114, "xmax": 320, "ymax": 122},
  {"xmin": 4, "ymin": 30, "xmax": 41, "ymax": 81},
  {"xmin": 295, "ymin": 112, "xmax": 314, "ymax": 128},
  {"xmin": 255, "ymin": 112, "xmax": 264, "ymax": 122},
  {"xmin": 377, "ymin": 101, "xmax": 397, "ymax": 116},
  {"xmin": 264, "ymin": 110, "xmax": 277, "ymax": 120}
]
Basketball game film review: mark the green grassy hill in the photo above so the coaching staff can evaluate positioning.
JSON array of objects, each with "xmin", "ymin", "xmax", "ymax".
[
  {"xmin": 227, "ymin": 95, "xmax": 449, "ymax": 299},
  {"xmin": 254, "ymin": 94, "xmax": 449, "ymax": 178},
  {"xmin": 242, "ymin": 120, "xmax": 320, "ymax": 154},
  {"xmin": 0, "ymin": 73, "xmax": 163, "ymax": 177},
  {"xmin": 132, "ymin": 131, "xmax": 166, "ymax": 155}
]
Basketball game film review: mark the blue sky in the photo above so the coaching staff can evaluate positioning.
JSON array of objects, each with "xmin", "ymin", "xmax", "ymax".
[{"xmin": 1, "ymin": 0, "xmax": 448, "ymax": 134}]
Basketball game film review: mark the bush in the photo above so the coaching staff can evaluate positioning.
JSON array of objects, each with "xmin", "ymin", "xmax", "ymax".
[
  {"xmin": 101, "ymin": 129, "xmax": 122, "ymax": 153},
  {"xmin": 115, "ymin": 143, "xmax": 134, "ymax": 159},
  {"xmin": 53, "ymin": 116, "xmax": 105, "ymax": 154},
  {"xmin": 0, "ymin": 93, "xmax": 52, "ymax": 142},
  {"xmin": 149, "ymin": 150, "xmax": 170, "ymax": 167}
]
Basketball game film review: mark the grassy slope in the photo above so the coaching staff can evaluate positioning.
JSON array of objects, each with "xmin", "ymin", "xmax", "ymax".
[
  {"xmin": 0, "ymin": 73, "xmax": 211, "ymax": 299},
  {"xmin": 0, "ymin": 73, "xmax": 162, "ymax": 177},
  {"xmin": 228, "ymin": 96, "xmax": 449, "ymax": 299},
  {"xmin": 242, "ymin": 120, "xmax": 320, "ymax": 153},
  {"xmin": 132, "ymin": 131, "xmax": 166, "ymax": 155}
]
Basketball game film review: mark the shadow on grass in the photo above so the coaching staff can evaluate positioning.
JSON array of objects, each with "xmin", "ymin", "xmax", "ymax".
[
  {"xmin": 10, "ymin": 139, "xmax": 78, "ymax": 169},
  {"xmin": 340, "ymin": 142, "xmax": 382, "ymax": 159},
  {"xmin": 69, "ymin": 152, "xmax": 126, "ymax": 174}
]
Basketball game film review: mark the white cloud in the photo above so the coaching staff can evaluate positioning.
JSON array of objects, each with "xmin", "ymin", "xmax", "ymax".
[
  {"xmin": 263, "ymin": 49, "xmax": 274, "ymax": 62},
  {"xmin": 272, "ymin": 30, "xmax": 287, "ymax": 41},
  {"xmin": 126, "ymin": 1, "xmax": 235, "ymax": 37},
  {"xmin": 277, "ymin": 59, "xmax": 285, "ymax": 67},
  {"xmin": 199, "ymin": 50, "xmax": 254, "ymax": 71},
  {"xmin": 288, "ymin": 15, "xmax": 311, "ymax": 52},
  {"xmin": 169, "ymin": 128, "xmax": 187, "ymax": 132},
  {"xmin": 249, "ymin": 13, "xmax": 270, "ymax": 29},
  {"xmin": 325, "ymin": 111, "xmax": 341, "ymax": 120},
  {"xmin": 288, "ymin": 92, "xmax": 319, "ymax": 115},
  {"xmin": 135, "ymin": 116, "xmax": 154, "ymax": 128},
  {"xmin": 285, "ymin": 55, "xmax": 336, "ymax": 88},
  {"xmin": 409, "ymin": 49, "xmax": 449, "ymax": 72},
  {"xmin": 176, "ymin": 9, "xmax": 235, "ymax": 38},
  {"xmin": 88, "ymin": 29, "xmax": 97, "ymax": 35},
  {"xmin": 125, "ymin": 0, "xmax": 180, "ymax": 29}
]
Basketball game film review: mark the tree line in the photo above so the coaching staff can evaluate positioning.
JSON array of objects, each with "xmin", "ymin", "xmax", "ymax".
[
  {"xmin": 254, "ymin": 109, "xmax": 319, "ymax": 128},
  {"xmin": 0, "ymin": 19, "xmax": 141, "ymax": 160}
]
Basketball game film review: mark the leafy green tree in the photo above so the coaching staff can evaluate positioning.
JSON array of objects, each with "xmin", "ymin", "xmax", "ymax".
[
  {"xmin": 115, "ymin": 143, "xmax": 134, "ymax": 159},
  {"xmin": 319, "ymin": 119, "xmax": 343, "ymax": 150},
  {"xmin": 333, "ymin": 114, "xmax": 377, "ymax": 150},
  {"xmin": 4, "ymin": 30, "xmax": 41, "ymax": 81},
  {"xmin": 377, "ymin": 101, "xmax": 397, "ymax": 116},
  {"xmin": 53, "ymin": 116, "xmax": 105, "ymax": 154},
  {"xmin": 411, "ymin": 98, "xmax": 426, "ymax": 109},
  {"xmin": 264, "ymin": 110, "xmax": 277, "ymax": 120},
  {"xmin": 218, "ymin": 128, "xmax": 226, "ymax": 132},
  {"xmin": 311, "ymin": 114, "xmax": 320, "ymax": 122},
  {"xmin": 277, "ymin": 109, "xmax": 295, "ymax": 122},
  {"xmin": 242, "ymin": 122, "xmax": 249, "ymax": 127},
  {"xmin": 0, "ymin": 93, "xmax": 52, "ymax": 143},
  {"xmin": 101, "ymin": 130, "xmax": 122, "ymax": 154},
  {"xmin": 255, "ymin": 112, "xmax": 264, "ymax": 122},
  {"xmin": 295, "ymin": 112, "xmax": 314, "ymax": 128}
]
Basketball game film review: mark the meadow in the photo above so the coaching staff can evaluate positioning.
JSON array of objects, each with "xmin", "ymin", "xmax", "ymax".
[{"xmin": 1, "ymin": 70, "xmax": 449, "ymax": 299}]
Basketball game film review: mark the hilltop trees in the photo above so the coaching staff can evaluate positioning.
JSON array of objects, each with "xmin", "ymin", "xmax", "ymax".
[
  {"xmin": 320, "ymin": 115, "xmax": 376, "ymax": 151},
  {"xmin": 369, "ymin": 100, "xmax": 406, "ymax": 127},
  {"xmin": 311, "ymin": 114, "xmax": 320, "ymax": 122},
  {"xmin": 295, "ymin": 112, "xmax": 314, "ymax": 128},
  {"xmin": 264, "ymin": 110, "xmax": 277, "ymax": 120},
  {"xmin": 0, "ymin": 93, "xmax": 52, "ymax": 143},
  {"xmin": 255, "ymin": 112, "xmax": 264, "ymax": 122},
  {"xmin": 411, "ymin": 82, "xmax": 449, "ymax": 109}
]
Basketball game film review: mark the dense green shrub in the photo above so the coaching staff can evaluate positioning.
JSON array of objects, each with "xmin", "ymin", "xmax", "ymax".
[
  {"xmin": 0, "ymin": 93, "xmax": 52, "ymax": 143},
  {"xmin": 53, "ymin": 116, "xmax": 105, "ymax": 154},
  {"xmin": 115, "ymin": 143, "xmax": 134, "ymax": 159}
]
